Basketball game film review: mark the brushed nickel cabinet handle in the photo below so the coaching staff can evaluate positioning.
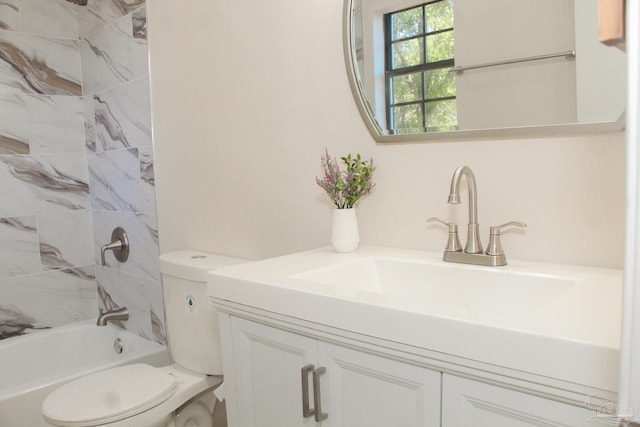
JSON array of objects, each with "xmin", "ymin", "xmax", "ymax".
[
  {"xmin": 301, "ymin": 364, "xmax": 315, "ymax": 419},
  {"xmin": 312, "ymin": 366, "xmax": 328, "ymax": 422}
]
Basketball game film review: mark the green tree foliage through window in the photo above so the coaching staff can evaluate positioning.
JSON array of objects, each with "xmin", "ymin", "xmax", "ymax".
[{"xmin": 385, "ymin": 0, "xmax": 457, "ymax": 133}]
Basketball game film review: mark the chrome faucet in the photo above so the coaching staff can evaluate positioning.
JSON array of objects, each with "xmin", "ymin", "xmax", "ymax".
[
  {"xmin": 96, "ymin": 307, "xmax": 129, "ymax": 326},
  {"xmin": 428, "ymin": 166, "xmax": 526, "ymax": 266}
]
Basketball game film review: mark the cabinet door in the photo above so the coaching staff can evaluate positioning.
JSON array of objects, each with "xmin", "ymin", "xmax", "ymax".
[
  {"xmin": 230, "ymin": 317, "xmax": 318, "ymax": 427},
  {"xmin": 320, "ymin": 342, "xmax": 441, "ymax": 427},
  {"xmin": 442, "ymin": 374, "xmax": 612, "ymax": 427}
]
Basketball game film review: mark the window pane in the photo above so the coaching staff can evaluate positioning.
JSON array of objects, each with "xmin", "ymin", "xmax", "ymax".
[
  {"xmin": 425, "ymin": 30, "xmax": 454, "ymax": 63},
  {"xmin": 424, "ymin": 68, "xmax": 455, "ymax": 99},
  {"xmin": 425, "ymin": 99, "xmax": 457, "ymax": 130},
  {"xmin": 385, "ymin": 2, "xmax": 457, "ymax": 134},
  {"xmin": 391, "ymin": 6, "xmax": 423, "ymax": 40},
  {"xmin": 426, "ymin": 0, "xmax": 453, "ymax": 33},
  {"xmin": 393, "ymin": 104, "xmax": 423, "ymax": 131},
  {"xmin": 392, "ymin": 73, "xmax": 423, "ymax": 104},
  {"xmin": 392, "ymin": 38, "xmax": 424, "ymax": 69}
]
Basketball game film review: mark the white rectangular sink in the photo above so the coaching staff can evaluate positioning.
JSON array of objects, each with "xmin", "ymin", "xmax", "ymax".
[
  {"xmin": 207, "ymin": 246, "xmax": 622, "ymax": 392},
  {"xmin": 292, "ymin": 257, "xmax": 577, "ymax": 316}
]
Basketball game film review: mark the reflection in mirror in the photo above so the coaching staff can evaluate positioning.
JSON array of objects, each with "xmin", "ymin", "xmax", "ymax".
[{"xmin": 344, "ymin": 0, "xmax": 627, "ymax": 142}]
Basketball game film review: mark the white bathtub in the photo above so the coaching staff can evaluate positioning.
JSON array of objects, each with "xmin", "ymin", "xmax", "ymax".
[{"xmin": 0, "ymin": 320, "xmax": 171, "ymax": 427}]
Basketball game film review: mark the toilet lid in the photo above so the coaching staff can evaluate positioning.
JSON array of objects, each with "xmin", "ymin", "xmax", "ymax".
[{"xmin": 42, "ymin": 364, "xmax": 177, "ymax": 427}]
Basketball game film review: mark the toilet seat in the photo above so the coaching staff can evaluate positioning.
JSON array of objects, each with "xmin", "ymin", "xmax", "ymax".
[{"xmin": 42, "ymin": 364, "xmax": 177, "ymax": 427}]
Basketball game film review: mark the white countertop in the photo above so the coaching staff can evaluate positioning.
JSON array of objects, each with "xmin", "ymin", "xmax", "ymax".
[{"xmin": 207, "ymin": 246, "xmax": 622, "ymax": 392}]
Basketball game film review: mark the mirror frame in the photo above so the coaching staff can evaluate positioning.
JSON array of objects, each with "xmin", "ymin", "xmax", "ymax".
[{"xmin": 342, "ymin": 0, "xmax": 625, "ymax": 143}]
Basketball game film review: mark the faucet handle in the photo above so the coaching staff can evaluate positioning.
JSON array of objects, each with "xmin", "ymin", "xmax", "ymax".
[
  {"xmin": 427, "ymin": 217, "xmax": 462, "ymax": 252},
  {"xmin": 486, "ymin": 221, "xmax": 527, "ymax": 256},
  {"xmin": 427, "ymin": 216, "xmax": 457, "ymax": 231},
  {"xmin": 100, "ymin": 227, "xmax": 129, "ymax": 266}
]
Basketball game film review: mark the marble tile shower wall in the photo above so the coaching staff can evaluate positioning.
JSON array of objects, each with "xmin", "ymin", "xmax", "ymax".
[{"xmin": 0, "ymin": 0, "xmax": 164, "ymax": 344}]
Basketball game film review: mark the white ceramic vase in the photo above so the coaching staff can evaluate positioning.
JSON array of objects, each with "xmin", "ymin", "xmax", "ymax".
[{"xmin": 331, "ymin": 208, "xmax": 359, "ymax": 253}]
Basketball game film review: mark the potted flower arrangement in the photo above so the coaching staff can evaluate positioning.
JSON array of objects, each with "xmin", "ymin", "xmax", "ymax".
[{"xmin": 316, "ymin": 149, "xmax": 375, "ymax": 252}]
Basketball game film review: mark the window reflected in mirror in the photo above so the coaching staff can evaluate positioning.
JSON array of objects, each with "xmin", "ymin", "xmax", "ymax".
[{"xmin": 385, "ymin": 1, "xmax": 457, "ymax": 134}]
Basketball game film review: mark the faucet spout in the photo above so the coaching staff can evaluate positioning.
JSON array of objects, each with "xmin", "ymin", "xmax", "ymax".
[
  {"xmin": 96, "ymin": 307, "xmax": 129, "ymax": 326},
  {"xmin": 448, "ymin": 166, "xmax": 482, "ymax": 254}
]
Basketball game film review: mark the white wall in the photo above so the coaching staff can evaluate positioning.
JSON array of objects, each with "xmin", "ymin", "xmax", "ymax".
[{"xmin": 147, "ymin": 0, "xmax": 625, "ymax": 269}]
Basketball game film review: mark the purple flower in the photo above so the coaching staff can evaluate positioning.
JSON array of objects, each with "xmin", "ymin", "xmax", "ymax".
[{"xmin": 316, "ymin": 149, "xmax": 375, "ymax": 209}]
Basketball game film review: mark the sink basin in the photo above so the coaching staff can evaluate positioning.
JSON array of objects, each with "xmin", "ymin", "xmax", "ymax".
[{"xmin": 291, "ymin": 257, "xmax": 578, "ymax": 316}]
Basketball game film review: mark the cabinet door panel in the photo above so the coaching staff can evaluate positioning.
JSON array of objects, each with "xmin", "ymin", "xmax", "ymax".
[
  {"xmin": 442, "ymin": 374, "xmax": 612, "ymax": 427},
  {"xmin": 231, "ymin": 317, "xmax": 317, "ymax": 427},
  {"xmin": 321, "ymin": 343, "xmax": 441, "ymax": 427}
]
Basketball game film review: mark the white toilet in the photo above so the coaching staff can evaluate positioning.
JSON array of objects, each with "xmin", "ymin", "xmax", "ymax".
[{"xmin": 41, "ymin": 250, "xmax": 247, "ymax": 427}]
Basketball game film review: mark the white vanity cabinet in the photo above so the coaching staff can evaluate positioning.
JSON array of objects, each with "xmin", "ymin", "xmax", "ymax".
[
  {"xmin": 218, "ymin": 310, "xmax": 617, "ymax": 427},
  {"xmin": 441, "ymin": 374, "xmax": 612, "ymax": 426},
  {"xmin": 209, "ymin": 246, "xmax": 622, "ymax": 426},
  {"xmin": 222, "ymin": 316, "xmax": 441, "ymax": 427},
  {"xmin": 225, "ymin": 316, "xmax": 316, "ymax": 426}
]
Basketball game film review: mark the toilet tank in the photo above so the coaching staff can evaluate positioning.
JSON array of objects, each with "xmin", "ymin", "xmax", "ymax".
[{"xmin": 159, "ymin": 250, "xmax": 247, "ymax": 375}]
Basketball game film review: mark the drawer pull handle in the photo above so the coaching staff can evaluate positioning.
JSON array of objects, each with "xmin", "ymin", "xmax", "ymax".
[
  {"xmin": 301, "ymin": 364, "xmax": 315, "ymax": 418},
  {"xmin": 313, "ymin": 366, "xmax": 329, "ymax": 422}
]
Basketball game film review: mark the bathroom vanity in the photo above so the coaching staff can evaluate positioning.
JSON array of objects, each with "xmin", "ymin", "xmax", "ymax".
[{"xmin": 208, "ymin": 246, "xmax": 622, "ymax": 426}]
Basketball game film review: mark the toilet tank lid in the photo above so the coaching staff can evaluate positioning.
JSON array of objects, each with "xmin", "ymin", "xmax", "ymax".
[{"xmin": 159, "ymin": 250, "xmax": 249, "ymax": 282}]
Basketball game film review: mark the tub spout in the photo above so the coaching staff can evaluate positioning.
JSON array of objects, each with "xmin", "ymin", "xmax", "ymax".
[{"xmin": 97, "ymin": 307, "xmax": 129, "ymax": 326}]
